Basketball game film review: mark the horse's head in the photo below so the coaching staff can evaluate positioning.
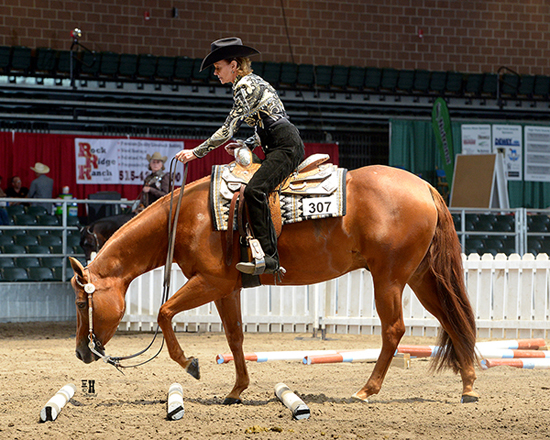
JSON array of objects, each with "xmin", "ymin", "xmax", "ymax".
[
  {"xmin": 69, "ymin": 257, "xmax": 126, "ymax": 364},
  {"xmin": 79, "ymin": 226, "xmax": 101, "ymax": 263}
]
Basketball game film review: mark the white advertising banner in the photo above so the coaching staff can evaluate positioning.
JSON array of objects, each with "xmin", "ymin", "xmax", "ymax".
[
  {"xmin": 492, "ymin": 125, "xmax": 522, "ymax": 181},
  {"xmin": 524, "ymin": 126, "xmax": 550, "ymax": 182},
  {"xmin": 461, "ymin": 124, "xmax": 492, "ymax": 154},
  {"xmin": 75, "ymin": 138, "xmax": 184, "ymax": 185}
]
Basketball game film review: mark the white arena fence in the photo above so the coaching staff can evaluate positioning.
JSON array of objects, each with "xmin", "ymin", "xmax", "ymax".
[{"xmin": 121, "ymin": 253, "xmax": 550, "ymax": 339}]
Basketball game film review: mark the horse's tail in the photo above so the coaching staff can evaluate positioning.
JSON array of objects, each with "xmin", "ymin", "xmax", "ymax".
[{"xmin": 427, "ymin": 186, "xmax": 477, "ymax": 373}]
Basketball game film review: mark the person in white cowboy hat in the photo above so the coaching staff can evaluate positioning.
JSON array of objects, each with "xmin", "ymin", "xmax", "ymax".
[
  {"xmin": 175, "ymin": 37, "xmax": 305, "ymax": 276},
  {"xmin": 139, "ymin": 151, "xmax": 170, "ymax": 209},
  {"xmin": 28, "ymin": 162, "xmax": 54, "ymax": 212}
]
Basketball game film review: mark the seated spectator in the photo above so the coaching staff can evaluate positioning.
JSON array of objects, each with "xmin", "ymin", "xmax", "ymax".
[
  {"xmin": 0, "ymin": 175, "xmax": 7, "ymax": 224},
  {"xmin": 5, "ymin": 175, "xmax": 29, "ymax": 202},
  {"xmin": 136, "ymin": 152, "xmax": 170, "ymax": 211},
  {"xmin": 28, "ymin": 162, "xmax": 54, "ymax": 213}
]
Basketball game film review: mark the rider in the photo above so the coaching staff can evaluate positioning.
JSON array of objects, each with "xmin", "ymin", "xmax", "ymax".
[{"xmin": 176, "ymin": 37, "xmax": 305, "ymax": 276}]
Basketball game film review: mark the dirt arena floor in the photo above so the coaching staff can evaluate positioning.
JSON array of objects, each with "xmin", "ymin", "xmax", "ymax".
[{"xmin": 1, "ymin": 322, "xmax": 549, "ymax": 440}]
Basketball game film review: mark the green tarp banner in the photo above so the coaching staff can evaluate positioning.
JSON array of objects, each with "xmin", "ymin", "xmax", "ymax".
[{"xmin": 431, "ymin": 97, "xmax": 454, "ymax": 190}]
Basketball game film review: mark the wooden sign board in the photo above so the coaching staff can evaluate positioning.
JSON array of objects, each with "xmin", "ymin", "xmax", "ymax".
[{"xmin": 450, "ymin": 153, "xmax": 509, "ymax": 208}]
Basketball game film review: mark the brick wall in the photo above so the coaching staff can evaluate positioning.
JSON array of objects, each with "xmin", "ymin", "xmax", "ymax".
[{"xmin": 0, "ymin": 0, "xmax": 549, "ymax": 75}]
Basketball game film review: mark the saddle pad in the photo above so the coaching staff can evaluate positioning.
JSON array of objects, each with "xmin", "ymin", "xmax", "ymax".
[{"xmin": 210, "ymin": 163, "xmax": 347, "ymax": 231}]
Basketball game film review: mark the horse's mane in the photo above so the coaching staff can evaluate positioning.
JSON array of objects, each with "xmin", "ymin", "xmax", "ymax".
[{"xmin": 96, "ymin": 175, "xmax": 211, "ymax": 257}]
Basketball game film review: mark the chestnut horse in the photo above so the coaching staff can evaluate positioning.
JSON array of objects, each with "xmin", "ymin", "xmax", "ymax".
[{"xmin": 69, "ymin": 165, "xmax": 479, "ymax": 404}]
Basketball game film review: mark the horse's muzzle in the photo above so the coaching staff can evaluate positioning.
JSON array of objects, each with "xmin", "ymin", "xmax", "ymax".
[{"xmin": 75, "ymin": 341, "xmax": 104, "ymax": 364}]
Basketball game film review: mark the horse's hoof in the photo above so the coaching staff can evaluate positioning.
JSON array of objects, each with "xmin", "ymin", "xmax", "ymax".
[
  {"xmin": 461, "ymin": 393, "xmax": 479, "ymax": 403},
  {"xmin": 185, "ymin": 357, "xmax": 200, "ymax": 380},
  {"xmin": 223, "ymin": 397, "xmax": 242, "ymax": 405},
  {"xmin": 351, "ymin": 392, "xmax": 368, "ymax": 403}
]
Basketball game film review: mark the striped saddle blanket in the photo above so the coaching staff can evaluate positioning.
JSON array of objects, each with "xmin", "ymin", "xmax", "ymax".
[{"xmin": 210, "ymin": 154, "xmax": 347, "ymax": 232}]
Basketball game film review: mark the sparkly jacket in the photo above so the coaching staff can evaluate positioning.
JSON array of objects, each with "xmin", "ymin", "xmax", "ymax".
[{"xmin": 192, "ymin": 73, "xmax": 288, "ymax": 158}]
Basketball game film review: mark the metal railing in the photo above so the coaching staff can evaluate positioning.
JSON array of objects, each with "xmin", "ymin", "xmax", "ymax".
[{"xmin": 0, "ymin": 197, "xmax": 132, "ymax": 281}]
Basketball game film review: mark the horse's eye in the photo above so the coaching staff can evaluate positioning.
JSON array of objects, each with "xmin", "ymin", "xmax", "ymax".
[{"xmin": 76, "ymin": 301, "xmax": 87, "ymax": 309}]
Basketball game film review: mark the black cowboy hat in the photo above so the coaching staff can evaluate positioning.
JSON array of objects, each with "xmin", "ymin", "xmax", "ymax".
[{"xmin": 200, "ymin": 37, "xmax": 260, "ymax": 72}]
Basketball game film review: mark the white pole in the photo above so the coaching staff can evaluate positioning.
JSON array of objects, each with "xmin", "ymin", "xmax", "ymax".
[
  {"xmin": 40, "ymin": 384, "xmax": 76, "ymax": 422},
  {"xmin": 274, "ymin": 383, "xmax": 310, "ymax": 420}
]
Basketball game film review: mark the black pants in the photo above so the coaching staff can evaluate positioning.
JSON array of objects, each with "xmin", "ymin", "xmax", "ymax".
[{"xmin": 243, "ymin": 122, "xmax": 305, "ymax": 259}]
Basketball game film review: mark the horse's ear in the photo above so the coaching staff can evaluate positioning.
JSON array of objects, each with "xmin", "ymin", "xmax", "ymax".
[{"xmin": 69, "ymin": 256, "xmax": 85, "ymax": 279}]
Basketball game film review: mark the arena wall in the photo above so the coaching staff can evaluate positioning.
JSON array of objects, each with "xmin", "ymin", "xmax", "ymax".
[{"xmin": 0, "ymin": 0, "xmax": 548, "ymax": 74}]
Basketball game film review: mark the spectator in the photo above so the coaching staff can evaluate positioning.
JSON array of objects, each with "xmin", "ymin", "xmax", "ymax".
[
  {"xmin": 0, "ymin": 175, "xmax": 8, "ymax": 225},
  {"xmin": 5, "ymin": 175, "xmax": 29, "ymax": 202},
  {"xmin": 28, "ymin": 162, "xmax": 54, "ymax": 213},
  {"xmin": 136, "ymin": 152, "xmax": 170, "ymax": 211}
]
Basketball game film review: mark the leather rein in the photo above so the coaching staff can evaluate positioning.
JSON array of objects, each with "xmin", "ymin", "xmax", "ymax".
[{"xmin": 76, "ymin": 158, "xmax": 188, "ymax": 373}]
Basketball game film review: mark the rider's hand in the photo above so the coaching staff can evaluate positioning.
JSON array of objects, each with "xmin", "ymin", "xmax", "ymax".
[
  {"xmin": 224, "ymin": 142, "xmax": 242, "ymax": 157},
  {"xmin": 175, "ymin": 150, "xmax": 198, "ymax": 164}
]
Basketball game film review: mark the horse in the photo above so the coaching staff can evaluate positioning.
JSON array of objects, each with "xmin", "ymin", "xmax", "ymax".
[
  {"xmin": 69, "ymin": 165, "xmax": 479, "ymax": 404},
  {"xmin": 79, "ymin": 213, "xmax": 136, "ymax": 262}
]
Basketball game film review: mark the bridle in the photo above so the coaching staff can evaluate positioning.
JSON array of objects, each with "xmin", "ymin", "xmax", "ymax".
[
  {"xmin": 75, "ymin": 159, "xmax": 188, "ymax": 373},
  {"xmin": 84, "ymin": 227, "xmax": 100, "ymax": 256}
]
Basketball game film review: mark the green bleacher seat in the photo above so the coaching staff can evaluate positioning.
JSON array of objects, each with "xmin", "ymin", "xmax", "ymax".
[
  {"xmin": 251, "ymin": 61, "xmax": 264, "ymax": 77},
  {"xmin": 482, "ymin": 73, "xmax": 498, "ymax": 97},
  {"xmin": 364, "ymin": 67, "xmax": 382, "ymax": 90},
  {"xmin": 55, "ymin": 50, "xmax": 73, "ymax": 75},
  {"xmin": 52, "ymin": 266, "xmax": 74, "ymax": 281},
  {"xmin": 6, "ymin": 205, "xmax": 25, "ymax": 217},
  {"xmin": 0, "ymin": 46, "xmax": 11, "ymax": 72},
  {"xmin": 14, "ymin": 235, "xmax": 38, "ymax": 247},
  {"xmin": 174, "ymin": 56, "xmax": 194, "ymax": 82},
  {"xmin": 314, "ymin": 65, "xmax": 332, "ymax": 88},
  {"xmin": 99, "ymin": 51, "xmax": 120, "ymax": 76},
  {"xmin": 35, "ymin": 48, "xmax": 57, "ymax": 73},
  {"xmin": 28, "ymin": 267, "xmax": 54, "ymax": 281},
  {"xmin": 10, "ymin": 46, "xmax": 32, "ymax": 74},
  {"xmin": 533, "ymin": 75, "xmax": 550, "ymax": 98},
  {"xmin": 296, "ymin": 64, "xmax": 314, "ymax": 88},
  {"xmin": 262, "ymin": 62, "xmax": 282, "ymax": 86},
  {"xmin": 27, "ymin": 229, "xmax": 45, "ymax": 236},
  {"xmin": 0, "ymin": 235, "xmax": 13, "ymax": 246},
  {"xmin": 66, "ymin": 235, "xmax": 81, "ymax": 248},
  {"xmin": 2, "ymin": 229, "xmax": 26, "ymax": 237},
  {"xmin": 26, "ymin": 205, "xmax": 47, "ymax": 216},
  {"xmin": 26, "ymin": 245, "xmax": 51, "ymax": 255},
  {"xmin": 37, "ymin": 215, "xmax": 60, "ymax": 226},
  {"xmin": 445, "ymin": 71, "xmax": 463, "ymax": 95},
  {"xmin": 118, "ymin": 53, "xmax": 138, "ymax": 78},
  {"xmin": 13, "ymin": 214, "xmax": 37, "ymax": 225},
  {"xmin": 429, "ymin": 71, "xmax": 447, "ymax": 94},
  {"xmin": 51, "ymin": 245, "xmax": 75, "ymax": 255},
  {"xmin": 279, "ymin": 62, "xmax": 297, "ymax": 86},
  {"xmin": 66, "ymin": 216, "xmax": 81, "ymax": 227},
  {"xmin": 465, "ymin": 73, "xmax": 483, "ymax": 96},
  {"xmin": 331, "ymin": 65, "xmax": 349, "ymax": 89},
  {"xmin": 156, "ymin": 56, "xmax": 175, "ymax": 80},
  {"xmin": 380, "ymin": 68, "xmax": 399, "ymax": 92},
  {"xmin": 347, "ymin": 66, "xmax": 365, "ymax": 89},
  {"xmin": 80, "ymin": 51, "xmax": 100, "ymax": 76},
  {"xmin": 41, "ymin": 257, "xmax": 64, "ymax": 268},
  {"xmin": 15, "ymin": 256, "xmax": 40, "ymax": 268},
  {"xmin": 396, "ymin": 70, "xmax": 415, "ymax": 93},
  {"xmin": 191, "ymin": 58, "xmax": 211, "ymax": 82},
  {"xmin": 517, "ymin": 75, "xmax": 535, "ymax": 98},
  {"xmin": 1, "ymin": 267, "xmax": 29, "ymax": 282},
  {"xmin": 137, "ymin": 54, "xmax": 158, "ymax": 79},
  {"xmin": 501, "ymin": 74, "xmax": 519, "ymax": 97},
  {"xmin": 39, "ymin": 235, "xmax": 62, "ymax": 247},
  {"xmin": 413, "ymin": 70, "xmax": 431, "ymax": 93},
  {"xmin": 0, "ymin": 257, "xmax": 15, "ymax": 268}
]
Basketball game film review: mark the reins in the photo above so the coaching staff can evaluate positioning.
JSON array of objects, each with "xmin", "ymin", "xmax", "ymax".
[{"xmin": 81, "ymin": 158, "xmax": 188, "ymax": 373}]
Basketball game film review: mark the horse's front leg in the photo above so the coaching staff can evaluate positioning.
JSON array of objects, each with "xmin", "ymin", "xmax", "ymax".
[
  {"xmin": 214, "ymin": 289, "xmax": 249, "ymax": 405},
  {"xmin": 353, "ymin": 280, "xmax": 406, "ymax": 402},
  {"xmin": 157, "ymin": 274, "xmax": 227, "ymax": 379}
]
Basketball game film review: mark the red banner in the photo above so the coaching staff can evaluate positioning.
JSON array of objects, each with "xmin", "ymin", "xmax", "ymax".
[{"xmin": 0, "ymin": 132, "xmax": 339, "ymax": 202}]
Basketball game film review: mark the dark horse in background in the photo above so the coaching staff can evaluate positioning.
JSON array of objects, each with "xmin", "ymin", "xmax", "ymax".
[
  {"xmin": 80, "ymin": 213, "xmax": 136, "ymax": 262},
  {"xmin": 69, "ymin": 165, "xmax": 479, "ymax": 404}
]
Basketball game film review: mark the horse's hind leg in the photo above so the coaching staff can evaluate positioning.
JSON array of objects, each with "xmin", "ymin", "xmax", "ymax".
[
  {"xmin": 214, "ymin": 290, "xmax": 249, "ymax": 405},
  {"xmin": 408, "ymin": 270, "xmax": 478, "ymax": 403},
  {"xmin": 158, "ymin": 274, "xmax": 232, "ymax": 379},
  {"xmin": 353, "ymin": 278, "xmax": 407, "ymax": 401}
]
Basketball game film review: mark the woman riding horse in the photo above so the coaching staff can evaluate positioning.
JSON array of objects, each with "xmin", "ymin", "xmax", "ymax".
[{"xmin": 175, "ymin": 37, "xmax": 305, "ymax": 276}]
